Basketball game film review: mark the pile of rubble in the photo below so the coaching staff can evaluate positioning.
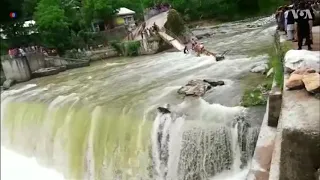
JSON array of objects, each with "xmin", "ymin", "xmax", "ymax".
[
  {"xmin": 286, "ymin": 68, "xmax": 320, "ymax": 94},
  {"xmin": 284, "ymin": 50, "xmax": 320, "ymax": 97}
]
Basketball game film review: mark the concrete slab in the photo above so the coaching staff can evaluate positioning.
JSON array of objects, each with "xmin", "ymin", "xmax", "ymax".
[
  {"xmin": 246, "ymin": 101, "xmax": 277, "ymax": 180},
  {"xmin": 269, "ymin": 75, "xmax": 320, "ymax": 180},
  {"xmin": 132, "ymin": 12, "xmax": 168, "ymax": 40}
]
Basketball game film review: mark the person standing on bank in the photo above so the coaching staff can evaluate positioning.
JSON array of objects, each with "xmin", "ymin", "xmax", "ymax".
[
  {"xmin": 286, "ymin": 5, "xmax": 295, "ymax": 41},
  {"xmin": 295, "ymin": 2, "xmax": 313, "ymax": 50}
]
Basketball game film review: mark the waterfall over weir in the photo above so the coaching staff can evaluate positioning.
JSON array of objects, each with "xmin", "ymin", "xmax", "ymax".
[
  {"xmin": 151, "ymin": 99, "xmax": 259, "ymax": 180},
  {"xmin": 1, "ymin": 86, "xmax": 260, "ymax": 180}
]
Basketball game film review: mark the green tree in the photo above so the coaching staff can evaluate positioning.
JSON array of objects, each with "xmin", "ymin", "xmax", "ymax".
[
  {"xmin": 83, "ymin": 0, "xmax": 120, "ymax": 25},
  {"xmin": 164, "ymin": 9, "xmax": 185, "ymax": 35},
  {"xmin": 35, "ymin": 0, "xmax": 71, "ymax": 54}
]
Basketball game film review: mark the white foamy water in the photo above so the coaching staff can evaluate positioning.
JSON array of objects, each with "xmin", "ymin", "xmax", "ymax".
[
  {"xmin": 1, "ymin": 146, "xmax": 64, "ymax": 180},
  {"xmin": 210, "ymin": 168, "xmax": 249, "ymax": 180}
]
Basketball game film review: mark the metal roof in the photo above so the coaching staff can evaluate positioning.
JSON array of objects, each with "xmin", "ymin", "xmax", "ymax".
[{"xmin": 117, "ymin": 7, "xmax": 135, "ymax": 16}]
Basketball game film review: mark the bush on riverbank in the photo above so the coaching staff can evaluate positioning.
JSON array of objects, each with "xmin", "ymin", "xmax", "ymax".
[
  {"xmin": 111, "ymin": 41, "xmax": 141, "ymax": 57},
  {"xmin": 241, "ymin": 33, "xmax": 291, "ymax": 107},
  {"xmin": 240, "ymin": 74, "xmax": 273, "ymax": 107}
]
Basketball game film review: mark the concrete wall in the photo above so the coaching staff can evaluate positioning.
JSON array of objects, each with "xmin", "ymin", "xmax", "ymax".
[
  {"xmin": 269, "ymin": 75, "xmax": 320, "ymax": 180},
  {"xmin": 1, "ymin": 57, "xmax": 31, "ymax": 82},
  {"xmin": 246, "ymin": 78, "xmax": 280, "ymax": 180},
  {"xmin": 25, "ymin": 52, "xmax": 46, "ymax": 72},
  {"xmin": 45, "ymin": 56, "xmax": 68, "ymax": 67},
  {"xmin": 88, "ymin": 48, "xmax": 119, "ymax": 61}
]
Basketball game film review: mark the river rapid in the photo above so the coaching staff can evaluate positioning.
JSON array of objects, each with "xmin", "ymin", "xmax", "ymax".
[{"xmin": 1, "ymin": 16, "xmax": 276, "ymax": 180}]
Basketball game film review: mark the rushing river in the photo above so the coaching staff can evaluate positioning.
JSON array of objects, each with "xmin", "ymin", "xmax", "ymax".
[{"xmin": 1, "ymin": 16, "xmax": 275, "ymax": 180}]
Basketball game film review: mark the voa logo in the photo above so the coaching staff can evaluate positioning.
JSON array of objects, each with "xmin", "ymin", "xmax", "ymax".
[{"xmin": 291, "ymin": 9, "xmax": 313, "ymax": 19}]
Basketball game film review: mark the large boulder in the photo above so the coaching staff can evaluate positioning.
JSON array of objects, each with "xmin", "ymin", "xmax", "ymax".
[
  {"xmin": 302, "ymin": 73, "xmax": 320, "ymax": 93},
  {"xmin": 178, "ymin": 79, "xmax": 210, "ymax": 97},
  {"xmin": 284, "ymin": 50, "xmax": 320, "ymax": 73},
  {"xmin": 285, "ymin": 68, "xmax": 315, "ymax": 90},
  {"xmin": 178, "ymin": 79, "xmax": 225, "ymax": 97},
  {"xmin": 286, "ymin": 74, "xmax": 304, "ymax": 90}
]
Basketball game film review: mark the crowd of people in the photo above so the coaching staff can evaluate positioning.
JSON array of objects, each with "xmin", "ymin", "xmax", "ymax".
[
  {"xmin": 276, "ymin": 0, "xmax": 320, "ymax": 50},
  {"xmin": 183, "ymin": 38, "xmax": 216, "ymax": 57},
  {"xmin": 8, "ymin": 46, "xmax": 57, "ymax": 58}
]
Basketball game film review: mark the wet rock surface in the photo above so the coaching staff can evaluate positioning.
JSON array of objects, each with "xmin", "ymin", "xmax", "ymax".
[{"xmin": 178, "ymin": 79, "xmax": 225, "ymax": 97}]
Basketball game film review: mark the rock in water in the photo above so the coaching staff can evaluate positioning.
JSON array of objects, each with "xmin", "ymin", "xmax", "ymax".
[
  {"xmin": 3, "ymin": 79, "xmax": 15, "ymax": 90},
  {"xmin": 302, "ymin": 73, "xmax": 320, "ymax": 93},
  {"xmin": 178, "ymin": 79, "xmax": 211, "ymax": 97},
  {"xmin": 203, "ymin": 79, "xmax": 225, "ymax": 86},
  {"xmin": 157, "ymin": 107, "xmax": 171, "ymax": 114}
]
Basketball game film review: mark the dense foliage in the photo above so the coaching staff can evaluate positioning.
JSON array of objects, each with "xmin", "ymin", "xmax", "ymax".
[
  {"xmin": 34, "ymin": 0, "xmax": 71, "ymax": 54},
  {"xmin": 0, "ymin": 0, "xmax": 287, "ymax": 54},
  {"xmin": 111, "ymin": 40, "xmax": 141, "ymax": 56}
]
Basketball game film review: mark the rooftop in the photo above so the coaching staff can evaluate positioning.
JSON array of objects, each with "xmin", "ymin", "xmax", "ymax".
[{"xmin": 117, "ymin": 7, "xmax": 135, "ymax": 16}]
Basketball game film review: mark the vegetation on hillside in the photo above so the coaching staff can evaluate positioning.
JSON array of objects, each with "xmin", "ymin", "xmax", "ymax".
[
  {"xmin": 111, "ymin": 40, "xmax": 141, "ymax": 56},
  {"xmin": 0, "ymin": 0, "xmax": 287, "ymax": 54}
]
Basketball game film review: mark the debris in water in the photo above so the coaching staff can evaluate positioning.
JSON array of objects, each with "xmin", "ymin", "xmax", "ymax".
[{"xmin": 158, "ymin": 107, "xmax": 171, "ymax": 114}]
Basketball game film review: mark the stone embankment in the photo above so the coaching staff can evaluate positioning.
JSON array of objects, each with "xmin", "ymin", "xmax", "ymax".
[
  {"xmin": 247, "ymin": 28, "xmax": 320, "ymax": 180},
  {"xmin": 1, "ymin": 52, "xmax": 90, "ymax": 90}
]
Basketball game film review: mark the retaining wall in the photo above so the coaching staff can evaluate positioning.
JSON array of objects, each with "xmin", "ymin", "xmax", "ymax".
[
  {"xmin": 26, "ymin": 52, "xmax": 46, "ymax": 72},
  {"xmin": 1, "ymin": 56, "xmax": 32, "ymax": 82},
  {"xmin": 246, "ymin": 31, "xmax": 284, "ymax": 180},
  {"xmin": 269, "ymin": 76, "xmax": 320, "ymax": 180}
]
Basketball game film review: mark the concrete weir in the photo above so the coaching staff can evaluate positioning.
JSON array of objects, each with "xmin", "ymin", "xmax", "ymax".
[
  {"xmin": 246, "ymin": 80, "xmax": 280, "ymax": 180},
  {"xmin": 247, "ymin": 75, "xmax": 320, "ymax": 180},
  {"xmin": 269, "ymin": 76, "xmax": 320, "ymax": 180}
]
